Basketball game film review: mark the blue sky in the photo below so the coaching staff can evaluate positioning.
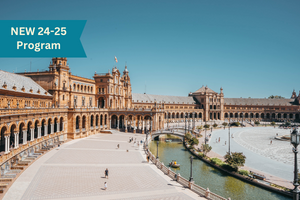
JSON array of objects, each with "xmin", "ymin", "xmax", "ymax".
[{"xmin": 0, "ymin": 0, "xmax": 299, "ymax": 98}]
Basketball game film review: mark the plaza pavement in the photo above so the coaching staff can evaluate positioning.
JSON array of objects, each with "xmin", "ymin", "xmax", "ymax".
[
  {"xmin": 4, "ymin": 130, "xmax": 204, "ymax": 200},
  {"xmin": 204, "ymin": 127, "xmax": 295, "ymax": 189}
]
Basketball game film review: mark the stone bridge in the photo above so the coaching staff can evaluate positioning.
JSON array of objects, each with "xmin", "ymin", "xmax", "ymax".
[{"xmin": 151, "ymin": 127, "xmax": 197, "ymax": 140}]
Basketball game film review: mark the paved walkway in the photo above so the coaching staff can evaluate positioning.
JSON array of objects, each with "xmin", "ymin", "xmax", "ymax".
[
  {"xmin": 4, "ymin": 131, "xmax": 204, "ymax": 200},
  {"xmin": 203, "ymin": 127, "xmax": 295, "ymax": 189}
]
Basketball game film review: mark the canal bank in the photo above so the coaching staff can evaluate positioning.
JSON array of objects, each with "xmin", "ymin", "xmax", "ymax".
[{"xmin": 149, "ymin": 141, "xmax": 291, "ymax": 200}]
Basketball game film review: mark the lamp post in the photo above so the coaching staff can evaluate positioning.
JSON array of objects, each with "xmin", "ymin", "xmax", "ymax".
[
  {"xmin": 167, "ymin": 112, "xmax": 169, "ymax": 129},
  {"xmin": 188, "ymin": 113, "xmax": 190, "ymax": 133},
  {"xmin": 291, "ymin": 128, "xmax": 300, "ymax": 200},
  {"xmin": 242, "ymin": 112, "xmax": 244, "ymax": 128},
  {"xmin": 193, "ymin": 111, "xmax": 195, "ymax": 130},
  {"xmin": 205, "ymin": 120, "xmax": 207, "ymax": 145},
  {"xmin": 150, "ymin": 112, "xmax": 153, "ymax": 132},
  {"xmin": 185, "ymin": 113, "xmax": 187, "ymax": 134},
  {"xmin": 189, "ymin": 156, "xmax": 194, "ymax": 182},
  {"xmin": 228, "ymin": 112, "xmax": 231, "ymax": 154},
  {"xmin": 156, "ymin": 141, "xmax": 159, "ymax": 159}
]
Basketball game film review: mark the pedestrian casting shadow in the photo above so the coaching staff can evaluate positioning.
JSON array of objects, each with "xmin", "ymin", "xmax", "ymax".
[
  {"xmin": 101, "ymin": 188, "xmax": 106, "ymax": 190},
  {"xmin": 168, "ymin": 183, "xmax": 188, "ymax": 189},
  {"xmin": 101, "ymin": 176, "xmax": 106, "ymax": 179},
  {"xmin": 141, "ymin": 161, "xmax": 148, "ymax": 163}
]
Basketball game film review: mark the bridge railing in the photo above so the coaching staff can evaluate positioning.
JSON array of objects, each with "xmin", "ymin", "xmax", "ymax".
[{"xmin": 147, "ymin": 149, "xmax": 228, "ymax": 200}]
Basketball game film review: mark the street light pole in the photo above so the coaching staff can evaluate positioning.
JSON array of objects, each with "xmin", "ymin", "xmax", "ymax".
[
  {"xmin": 228, "ymin": 112, "xmax": 231, "ymax": 154},
  {"xmin": 185, "ymin": 113, "xmax": 187, "ymax": 134},
  {"xmin": 156, "ymin": 141, "xmax": 159, "ymax": 159},
  {"xmin": 205, "ymin": 120, "xmax": 207, "ymax": 145},
  {"xmin": 189, "ymin": 156, "xmax": 193, "ymax": 182},
  {"xmin": 291, "ymin": 128, "xmax": 300, "ymax": 200}
]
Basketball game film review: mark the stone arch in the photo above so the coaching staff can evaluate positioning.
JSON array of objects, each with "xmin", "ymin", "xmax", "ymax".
[
  {"xmin": 27, "ymin": 121, "xmax": 33, "ymax": 142},
  {"xmin": 76, "ymin": 115, "xmax": 80, "ymax": 130},
  {"xmin": 10, "ymin": 124, "xmax": 17, "ymax": 148},
  {"xmin": 34, "ymin": 120, "xmax": 39, "ymax": 138},
  {"xmin": 0, "ymin": 125, "xmax": 7, "ymax": 151},
  {"xmin": 224, "ymin": 113, "xmax": 228, "ymax": 118},
  {"xmin": 181, "ymin": 113, "xmax": 184, "ymax": 118},
  {"xmin": 48, "ymin": 118, "xmax": 52, "ymax": 134},
  {"xmin": 255, "ymin": 113, "xmax": 259, "ymax": 118},
  {"xmin": 96, "ymin": 115, "xmax": 99, "ymax": 127},
  {"xmin": 90, "ymin": 115, "xmax": 94, "ymax": 128},
  {"xmin": 59, "ymin": 117, "xmax": 64, "ymax": 132},
  {"xmin": 100, "ymin": 114, "xmax": 103, "ymax": 126},
  {"xmin": 250, "ymin": 113, "xmax": 254, "ymax": 118},
  {"xmin": 82, "ymin": 115, "xmax": 86, "ymax": 129},
  {"xmin": 266, "ymin": 113, "xmax": 270, "ymax": 119},
  {"xmin": 245, "ymin": 113, "xmax": 249, "ymax": 118},
  {"xmin": 54, "ymin": 117, "xmax": 58, "ymax": 132},
  {"xmin": 19, "ymin": 122, "xmax": 25, "ymax": 144},
  {"xmin": 41, "ymin": 119, "xmax": 46, "ymax": 136},
  {"xmin": 261, "ymin": 113, "xmax": 265, "ymax": 119},
  {"xmin": 235, "ymin": 113, "xmax": 238, "ymax": 118}
]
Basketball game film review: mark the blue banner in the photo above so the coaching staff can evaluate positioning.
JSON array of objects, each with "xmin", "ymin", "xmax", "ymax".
[{"xmin": 0, "ymin": 20, "xmax": 86, "ymax": 57}]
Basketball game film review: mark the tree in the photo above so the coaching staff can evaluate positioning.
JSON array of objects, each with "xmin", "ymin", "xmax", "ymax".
[
  {"xmin": 189, "ymin": 137, "xmax": 199, "ymax": 147},
  {"xmin": 224, "ymin": 152, "xmax": 246, "ymax": 171},
  {"xmin": 254, "ymin": 121, "xmax": 260, "ymax": 125},
  {"xmin": 213, "ymin": 123, "xmax": 218, "ymax": 128},
  {"xmin": 184, "ymin": 132, "xmax": 192, "ymax": 141},
  {"xmin": 268, "ymin": 95, "xmax": 285, "ymax": 99},
  {"xmin": 196, "ymin": 125, "xmax": 203, "ymax": 131},
  {"xmin": 202, "ymin": 144, "xmax": 212, "ymax": 156},
  {"xmin": 271, "ymin": 121, "xmax": 276, "ymax": 126},
  {"xmin": 222, "ymin": 122, "xmax": 228, "ymax": 127},
  {"xmin": 204, "ymin": 124, "xmax": 210, "ymax": 129}
]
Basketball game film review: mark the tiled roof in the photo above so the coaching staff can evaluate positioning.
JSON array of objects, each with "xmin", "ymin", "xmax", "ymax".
[
  {"xmin": 0, "ymin": 70, "xmax": 50, "ymax": 96},
  {"xmin": 224, "ymin": 98, "xmax": 294, "ymax": 106},
  {"xmin": 193, "ymin": 86, "xmax": 216, "ymax": 94},
  {"xmin": 132, "ymin": 93, "xmax": 195, "ymax": 104}
]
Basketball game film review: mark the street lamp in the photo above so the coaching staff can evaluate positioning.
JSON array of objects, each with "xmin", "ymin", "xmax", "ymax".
[
  {"xmin": 189, "ymin": 156, "xmax": 194, "ymax": 182},
  {"xmin": 193, "ymin": 111, "xmax": 195, "ymax": 130},
  {"xmin": 156, "ymin": 141, "xmax": 159, "ymax": 159},
  {"xmin": 185, "ymin": 113, "xmax": 187, "ymax": 134},
  {"xmin": 291, "ymin": 128, "xmax": 300, "ymax": 200},
  {"xmin": 167, "ymin": 112, "xmax": 169, "ymax": 129},
  {"xmin": 228, "ymin": 112, "xmax": 231, "ymax": 154},
  {"xmin": 188, "ymin": 113, "xmax": 190, "ymax": 133},
  {"xmin": 205, "ymin": 120, "xmax": 207, "ymax": 145}
]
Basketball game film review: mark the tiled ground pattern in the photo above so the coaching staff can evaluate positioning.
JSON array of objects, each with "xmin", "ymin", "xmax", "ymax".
[
  {"xmin": 45, "ymin": 149, "xmax": 143, "ymax": 164},
  {"xmin": 234, "ymin": 128, "xmax": 299, "ymax": 165},
  {"xmin": 115, "ymin": 193, "xmax": 195, "ymax": 200},
  {"xmin": 21, "ymin": 165, "xmax": 169, "ymax": 200}
]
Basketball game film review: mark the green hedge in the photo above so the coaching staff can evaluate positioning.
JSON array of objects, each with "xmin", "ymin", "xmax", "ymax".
[{"xmin": 238, "ymin": 169, "xmax": 249, "ymax": 176}]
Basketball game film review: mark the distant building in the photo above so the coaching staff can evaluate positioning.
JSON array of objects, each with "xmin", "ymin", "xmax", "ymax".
[{"xmin": 0, "ymin": 57, "xmax": 299, "ymax": 160}]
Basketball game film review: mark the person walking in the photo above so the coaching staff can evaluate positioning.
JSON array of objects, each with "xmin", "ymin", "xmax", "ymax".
[
  {"xmin": 117, "ymin": 144, "xmax": 119, "ymax": 149},
  {"xmin": 105, "ymin": 168, "xmax": 109, "ymax": 179},
  {"xmin": 104, "ymin": 182, "xmax": 107, "ymax": 190}
]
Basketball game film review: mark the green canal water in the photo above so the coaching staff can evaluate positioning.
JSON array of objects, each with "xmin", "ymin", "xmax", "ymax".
[{"xmin": 149, "ymin": 141, "xmax": 291, "ymax": 200}]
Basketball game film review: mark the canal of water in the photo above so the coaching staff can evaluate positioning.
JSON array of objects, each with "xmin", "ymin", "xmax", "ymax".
[{"xmin": 149, "ymin": 141, "xmax": 291, "ymax": 200}]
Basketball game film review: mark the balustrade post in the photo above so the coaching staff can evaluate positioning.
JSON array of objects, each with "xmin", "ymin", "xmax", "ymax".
[
  {"xmin": 205, "ymin": 188, "xmax": 210, "ymax": 198},
  {"xmin": 176, "ymin": 173, "xmax": 180, "ymax": 182},
  {"xmin": 125, "ymin": 119, "xmax": 127, "ymax": 133},
  {"xmin": 161, "ymin": 162, "xmax": 164, "ymax": 169}
]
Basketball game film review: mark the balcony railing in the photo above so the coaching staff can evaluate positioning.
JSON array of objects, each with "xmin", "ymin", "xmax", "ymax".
[{"xmin": 0, "ymin": 108, "xmax": 68, "ymax": 116}]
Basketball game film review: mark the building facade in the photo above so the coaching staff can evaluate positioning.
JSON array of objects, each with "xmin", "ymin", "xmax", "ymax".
[{"xmin": 0, "ymin": 57, "xmax": 299, "ymax": 161}]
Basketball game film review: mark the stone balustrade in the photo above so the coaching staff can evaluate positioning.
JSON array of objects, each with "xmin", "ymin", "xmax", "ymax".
[{"xmin": 147, "ymin": 150, "xmax": 229, "ymax": 200}]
